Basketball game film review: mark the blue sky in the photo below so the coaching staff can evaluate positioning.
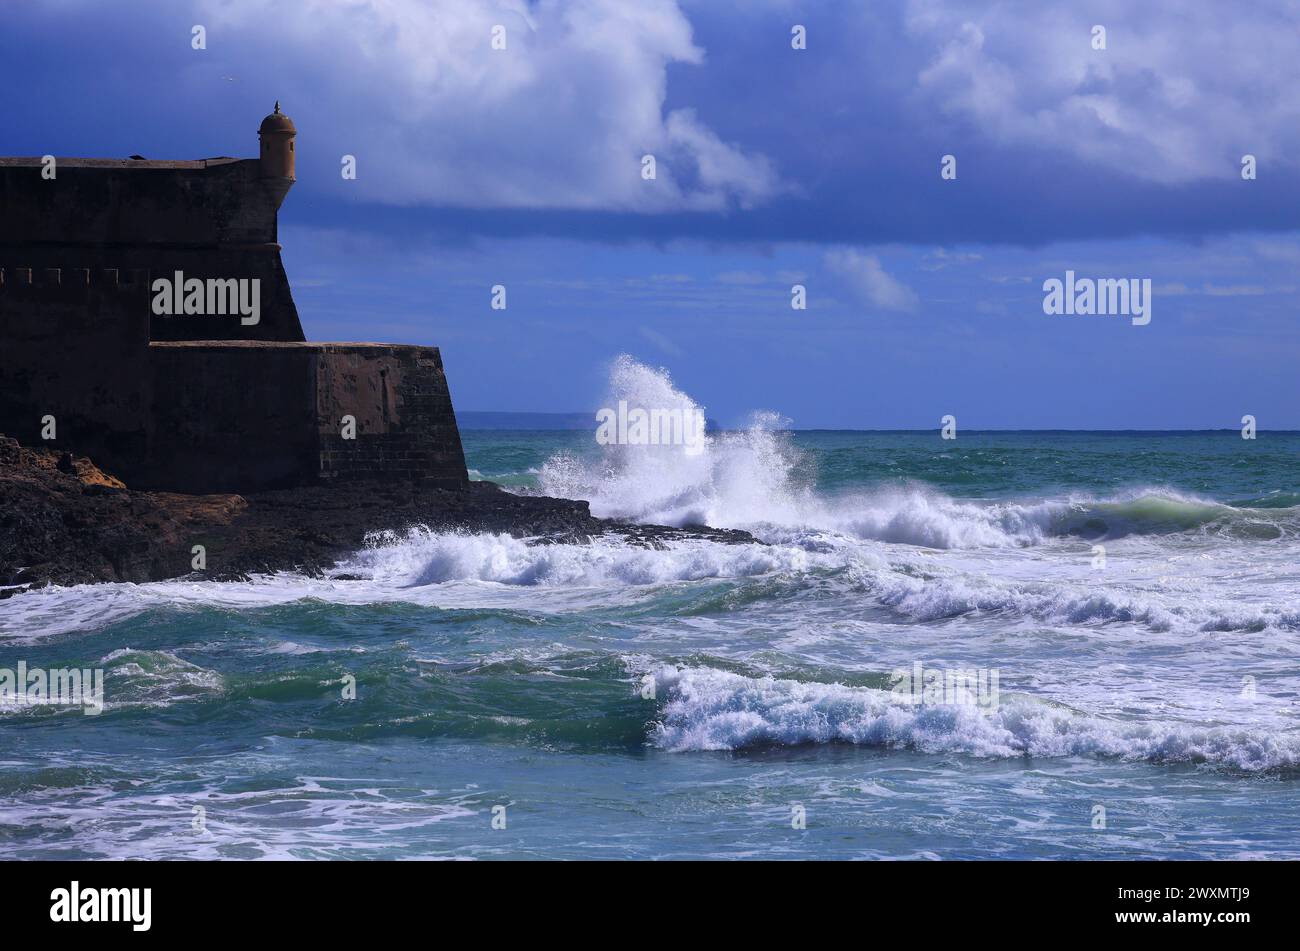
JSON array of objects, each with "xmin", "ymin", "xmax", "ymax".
[{"xmin": 5, "ymin": 0, "xmax": 1299, "ymax": 427}]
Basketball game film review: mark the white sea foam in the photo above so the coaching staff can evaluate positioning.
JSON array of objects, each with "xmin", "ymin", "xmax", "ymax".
[
  {"xmin": 0, "ymin": 768, "xmax": 475, "ymax": 860},
  {"xmin": 342, "ymin": 528, "xmax": 811, "ymax": 587},
  {"xmin": 0, "ymin": 533, "xmax": 826, "ymax": 640},
  {"xmin": 4, "ymin": 520, "xmax": 1296, "ymax": 642},
  {"xmin": 649, "ymin": 666, "xmax": 1300, "ymax": 771},
  {"xmin": 337, "ymin": 527, "xmax": 1299, "ymax": 634},
  {"xmin": 856, "ymin": 559, "xmax": 1300, "ymax": 633}
]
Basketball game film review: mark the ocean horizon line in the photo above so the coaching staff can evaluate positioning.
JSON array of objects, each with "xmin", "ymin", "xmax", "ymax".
[{"xmin": 457, "ymin": 416, "xmax": 1300, "ymax": 435}]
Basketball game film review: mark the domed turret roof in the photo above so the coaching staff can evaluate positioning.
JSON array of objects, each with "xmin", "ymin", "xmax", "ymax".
[{"xmin": 259, "ymin": 102, "xmax": 296, "ymax": 135}]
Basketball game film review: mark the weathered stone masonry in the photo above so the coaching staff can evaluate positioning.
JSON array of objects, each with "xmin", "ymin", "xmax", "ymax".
[{"xmin": 0, "ymin": 106, "xmax": 468, "ymax": 493}]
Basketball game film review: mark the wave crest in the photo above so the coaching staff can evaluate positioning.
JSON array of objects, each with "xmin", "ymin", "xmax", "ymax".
[
  {"xmin": 343, "ymin": 528, "xmax": 809, "ymax": 587},
  {"xmin": 650, "ymin": 666, "xmax": 1300, "ymax": 771}
]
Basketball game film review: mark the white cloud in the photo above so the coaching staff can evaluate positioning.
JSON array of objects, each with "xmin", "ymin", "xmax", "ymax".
[
  {"xmin": 906, "ymin": 0, "xmax": 1300, "ymax": 184},
  {"xmin": 824, "ymin": 248, "xmax": 919, "ymax": 311},
  {"xmin": 199, "ymin": 0, "xmax": 779, "ymax": 211}
]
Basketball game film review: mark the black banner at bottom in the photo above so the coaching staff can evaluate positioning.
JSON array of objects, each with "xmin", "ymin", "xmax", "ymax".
[{"xmin": 0, "ymin": 859, "xmax": 1281, "ymax": 937}]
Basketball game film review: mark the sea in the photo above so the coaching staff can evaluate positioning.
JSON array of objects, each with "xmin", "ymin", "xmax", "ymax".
[{"xmin": 2, "ymin": 358, "xmax": 1298, "ymax": 860}]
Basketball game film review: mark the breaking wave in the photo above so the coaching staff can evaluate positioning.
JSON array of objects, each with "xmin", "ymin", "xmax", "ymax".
[
  {"xmin": 650, "ymin": 666, "xmax": 1300, "ymax": 771},
  {"xmin": 8, "ymin": 522, "xmax": 1295, "ymax": 640},
  {"xmin": 536, "ymin": 357, "xmax": 1297, "ymax": 548},
  {"xmin": 846, "ymin": 554, "xmax": 1300, "ymax": 633},
  {"xmin": 342, "ymin": 528, "xmax": 812, "ymax": 587},
  {"xmin": 330, "ymin": 526, "xmax": 1298, "ymax": 635}
]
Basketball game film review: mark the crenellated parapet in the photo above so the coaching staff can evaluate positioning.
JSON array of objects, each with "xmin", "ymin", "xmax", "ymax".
[{"xmin": 0, "ymin": 266, "xmax": 150, "ymax": 289}]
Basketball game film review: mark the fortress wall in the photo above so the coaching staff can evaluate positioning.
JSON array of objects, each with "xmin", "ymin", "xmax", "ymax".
[
  {"xmin": 0, "ymin": 159, "xmax": 304, "ymax": 341},
  {"xmin": 146, "ymin": 342, "xmax": 319, "ymax": 493},
  {"xmin": 0, "ymin": 248, "xmax": 303, "ymax": 343},
  {"xmin": 0, "ymin": 124, "xmax": 469, "ymax": 495},
  {"xmin": 0, "ymin": 267, "xmax": 153, "ymax": 469},
  {"xmin": 0, "ymin": 250, "xmax": 302, "ymax": 343},
  {"xmin": 144, "ymin": 342, "xmax": 469, "ymax": 493},
  {"xmin": 316, "ymin": 345, "xmax": 468, "ymax": 489},
  {"xmin": 0, "ymin": 273, "xmax": 467, "ymax": 493},
  {"xmin": 143, "ymin": 250, "xmax": 302, "ymax": 342},
  {"xmin": 0, "ymin": 160, "xmax": 280, "ymax": 247}
]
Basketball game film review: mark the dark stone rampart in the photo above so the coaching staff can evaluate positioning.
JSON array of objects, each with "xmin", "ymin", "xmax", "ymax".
[{"xmin": 0, "ymin": 120, "xmax": 468, "ymax": 493}]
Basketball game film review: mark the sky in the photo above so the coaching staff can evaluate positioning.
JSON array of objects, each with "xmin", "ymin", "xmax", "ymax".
[{"xmin": 4, "ymin": 0, "xmax": 1299, "ymax": 428}]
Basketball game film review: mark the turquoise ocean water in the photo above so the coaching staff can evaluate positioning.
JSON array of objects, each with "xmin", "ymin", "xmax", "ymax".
[{"xmin": 3, "ymin": 367, "xmax": 1298, "ymax": 859}]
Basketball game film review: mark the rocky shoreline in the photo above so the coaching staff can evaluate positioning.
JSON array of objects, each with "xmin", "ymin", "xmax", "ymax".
[{"xmin": 0, "ymin": 435, "xmax": 755, "ymax": 594}]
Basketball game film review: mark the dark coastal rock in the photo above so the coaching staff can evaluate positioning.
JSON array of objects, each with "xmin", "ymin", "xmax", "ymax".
[{"xmin": 0, "ymin": 436, "xmax": 756, "ymax": 590}]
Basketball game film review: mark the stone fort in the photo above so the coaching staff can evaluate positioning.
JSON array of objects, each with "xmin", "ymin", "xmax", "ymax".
[{"xmin": 0, "ymin": 105, "xmax": 468, "ymax": 494}]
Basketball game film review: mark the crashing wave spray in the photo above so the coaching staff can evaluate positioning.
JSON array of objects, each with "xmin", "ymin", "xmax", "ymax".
[
  {"xmin": 536, "ymin": 357, "xmax": 1300, "ymax": 549},
  {"xmin": 535, "ymin": 355, "xmax": 1071, "ymax": 542},
  {"xmin": 539, "ymin": 355, "xmax": 813, "ymax": 528}
]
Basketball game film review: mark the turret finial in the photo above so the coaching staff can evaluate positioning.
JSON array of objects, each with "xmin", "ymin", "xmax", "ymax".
[{"xmin": 273, "ymin": 100, "xmax": 282, "ymax": 114}]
